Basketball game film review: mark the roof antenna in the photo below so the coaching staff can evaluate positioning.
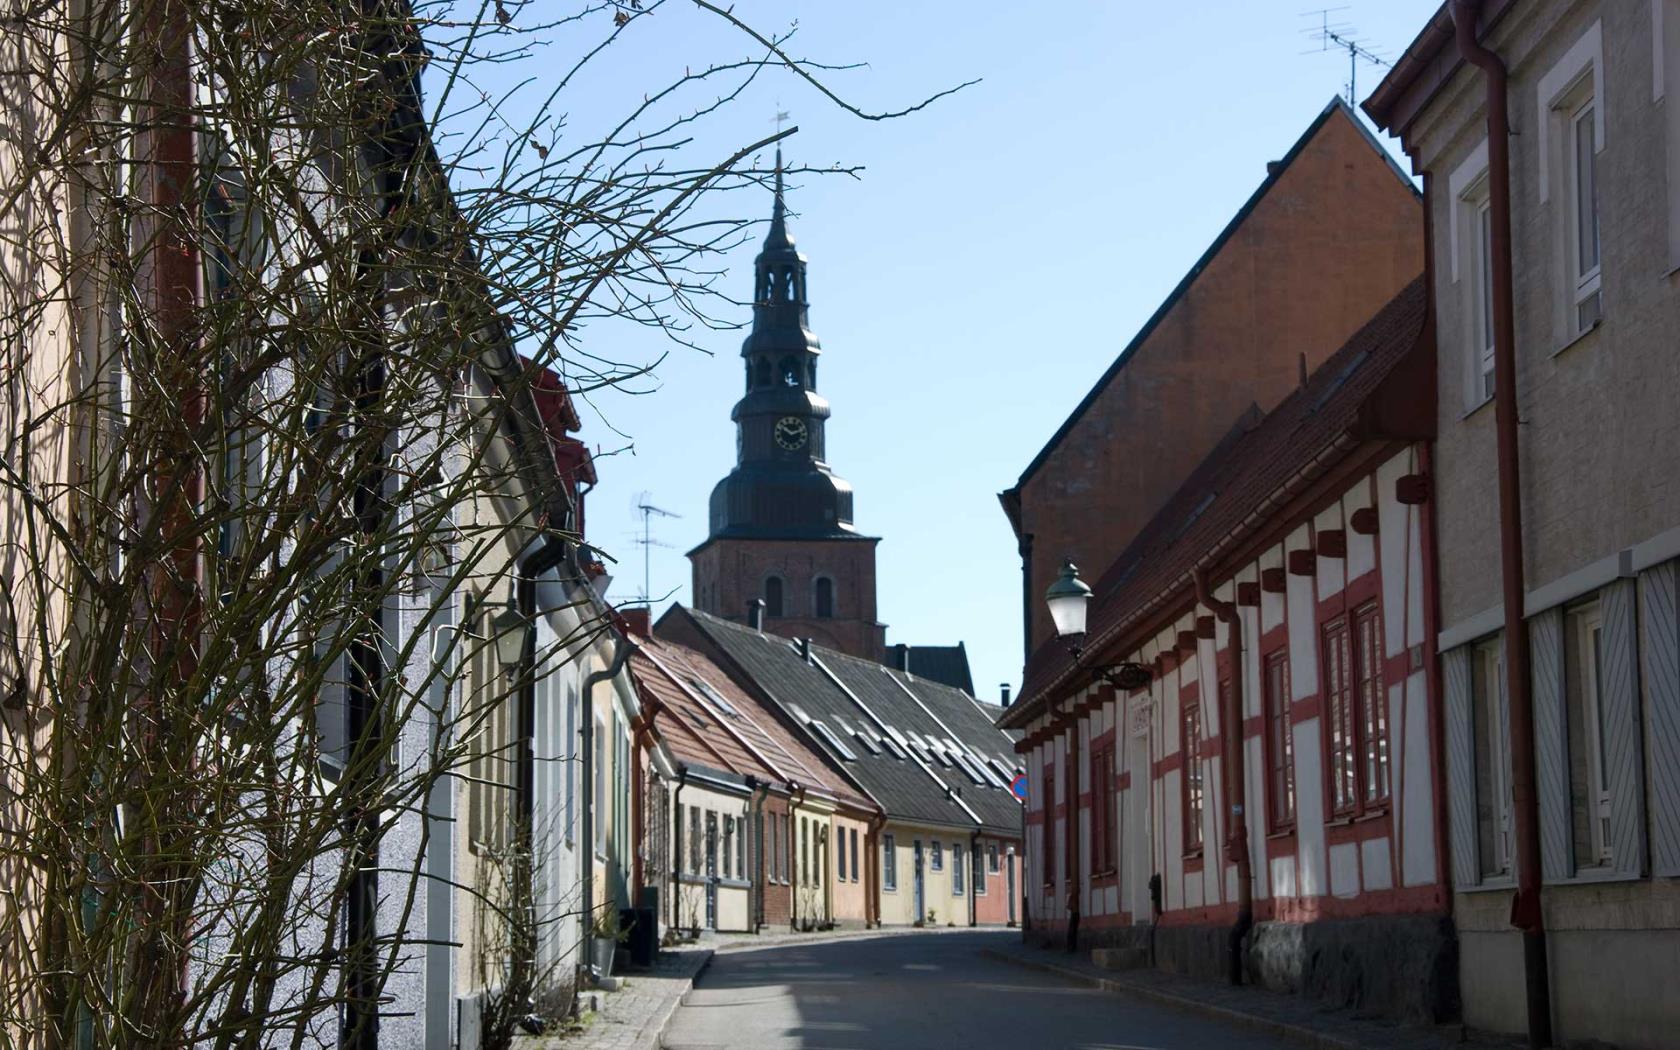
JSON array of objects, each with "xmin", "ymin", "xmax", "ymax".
[
  {"xmin": 1301, "ymin": 7, "xmax": 1392, "ymax": 105},
  {"xmin": 631, "ymin": 491, "xmax": 681, "ymax": 606}
]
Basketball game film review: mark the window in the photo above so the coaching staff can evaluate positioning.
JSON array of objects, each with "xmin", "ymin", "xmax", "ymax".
[
  {"xmin": 1042, "ymin": 767, "xmax": 1056, "ymax": 883},
  {"xmin": 953, "ymin": 844, "xmax": 965, "ymax": 895},
  {"xmin": 737, "ymin": 816, "xmax": 746, "ymax": 878},
  {"xmin": 883, "ymin": 833, "xmax": 898, "ymax": 890},
  {"xmin": 1569, "ymin": 96, "xmax": 1602, "ymax": 333},
  {"xmin": 987, "ymin": 843, "xmax": 1000, "ymax": 873},
  {"xmin": 815, "ymin": 577, "xmax": 834, "ymax": 619},
  {"xmin": 850, "ymin": 828, "xmax": 859, "ymax": 882},
  {"xmin": 594, "ymin": 718, "xmax": 607, "ymax": 854},
  {"xmin": 705, "ymin": 812, "xmax": 718, "ymax": 877},
  {"xmin": 1264, "ymin": 650, "xmax": 1296, "ymax": 831},
  {"xmin": 764, "ymin": 576, "xmax": 784, "ymax": 618},
  {"xmin": 930, "ymin": 840, "xmax": 944, "ymax": 872},
  {"xmin": 1323, "ymin": 603, "xmax": 1390, "ymax": 817},
  {"xmin": 1475, "ymin": 197, "xmax": 1496, "ymax": 400},
  {"xmin": 723, "ymin": 817, "xmax": 734, "ymax": 879},
  {"xmin": 801, "ymin": 817, "xmax": 810, "ymax": 885},
  {"xmin": 976, "ymin": 845, "xmax": 988, "ymax": 895},
  {"xmin": 837, "ymin": 825, "xmax": 847, "ymax": 882},
  {"xmin": 1090, "ymin": 744, "xmax": 1116, "ymax": 873},
  {"xmin": 1565, "ymin": 600, "xmax": 1612, "ymax": 868},
  {"xmin": 690, "ymin": 807, "xmax": 702, "ymax": 873},
  {"xmin": 1183, "ymin": 701, "xmax": 1204, "ymax": 854},
  {"xmin": 1471, "ymin": 637, "xmax": 1513, "ymax": 879}
]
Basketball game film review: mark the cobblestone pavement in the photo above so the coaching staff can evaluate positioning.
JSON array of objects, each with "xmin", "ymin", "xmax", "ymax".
[{"xmin": 664, "ymin": 929, "xmax": 1303, "ymax": 1049}]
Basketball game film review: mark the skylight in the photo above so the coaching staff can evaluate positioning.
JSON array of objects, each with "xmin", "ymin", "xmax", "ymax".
[
  {"xmin": 809, "ymin": 720, "xmax": 858, "ymax": 761},
  {"xmin": 690, "ymin": 677, "xmax": 738, "ymax": 717}
]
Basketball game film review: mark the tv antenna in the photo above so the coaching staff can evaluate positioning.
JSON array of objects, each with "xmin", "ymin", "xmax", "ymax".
[
  {"xmin": 1302, "ymin": 8, "xmax": 1391, "ymax": 106},
  {"xmin": 631, "ymin": 493, "xmax": 681, "ymax": 606}
]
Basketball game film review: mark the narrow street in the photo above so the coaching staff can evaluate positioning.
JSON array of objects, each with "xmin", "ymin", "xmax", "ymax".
[{"xmin": 663, "ymin": 931, "xmax": 1297, "ymax": 1050}]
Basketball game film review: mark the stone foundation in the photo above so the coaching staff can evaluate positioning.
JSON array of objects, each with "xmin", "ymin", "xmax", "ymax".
[{"xmin": 1244, "ymin": 914, "xmax": 1458, "ymax": 1024}]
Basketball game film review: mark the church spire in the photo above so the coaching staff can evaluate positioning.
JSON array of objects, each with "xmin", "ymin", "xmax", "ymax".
[{"xmin": 763, "ymin": 146, "xmax": 794, "ymax": 253}]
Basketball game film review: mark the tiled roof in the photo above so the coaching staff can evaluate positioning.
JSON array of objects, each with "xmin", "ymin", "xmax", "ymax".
[
  {"xmin": 663, "ymin": 607, "xmax": 1024, "ymax": 836},
  {"xmin": 1007, "ymin": 278, "xmax": 1431, "ymax": 725},
  {"xmin": 628, "ymin": 634, "xmax": 870, "ymax": 811}
]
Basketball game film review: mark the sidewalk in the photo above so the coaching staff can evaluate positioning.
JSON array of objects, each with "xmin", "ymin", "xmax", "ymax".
[
  {"xmin": 983, "ymin": 940, "xmax": 1522, "ymax": 1050},
  {"xmin": 527, "ymin": 947, "xmax": 711, "ymax": 1050}
]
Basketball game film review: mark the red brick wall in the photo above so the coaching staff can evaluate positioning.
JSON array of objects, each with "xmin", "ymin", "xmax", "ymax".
[
  {"xmin": 1014, "ymin": 106, "xmax": 1422, "ymax": 655},
  {"xmin": 690, "ymin": 537, "xmax": 884, "ymax": 661},
  {"xmin": 757, "ymin": 795, "xmax": 793, "ymax": 929}
]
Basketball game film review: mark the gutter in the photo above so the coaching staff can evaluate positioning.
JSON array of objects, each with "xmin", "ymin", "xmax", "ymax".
[
  {"xmin": 573, "ymin": 541, "xmax": 631, "ymax": 979},
  {"xmin": 1448, "ymin": 4, "xmax": 1551, "ymax": 1044}
]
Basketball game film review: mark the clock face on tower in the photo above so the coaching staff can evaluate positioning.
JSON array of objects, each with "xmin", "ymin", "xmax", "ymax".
[{"xmin": 773, "ymin": 416, "xmax": 808, "ymax": 451}]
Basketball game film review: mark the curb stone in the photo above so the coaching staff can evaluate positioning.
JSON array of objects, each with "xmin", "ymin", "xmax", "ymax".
[
  {"xmin": 652, "ymin": 949, "xmax": 712, "ymax": 1049},
  {"xmin": 980, "ymin": 947, "xmax": 1370, "ymax": 1050}
]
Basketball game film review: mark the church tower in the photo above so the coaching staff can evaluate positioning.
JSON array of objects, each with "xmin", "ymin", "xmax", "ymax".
[{"xmin": 688, "ymin": 153, "xmax": 884, "ymax": 659}]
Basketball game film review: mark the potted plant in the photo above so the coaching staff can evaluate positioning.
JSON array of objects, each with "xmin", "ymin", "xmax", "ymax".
[{"xmin": 589, "ymin": 908, "xmax": 624, "ymax": 978}]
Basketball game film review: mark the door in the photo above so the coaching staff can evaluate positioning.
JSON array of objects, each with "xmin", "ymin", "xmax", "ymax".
[
  {"xmin": 705, "ymin": 813, "xmax": 719, "ymax": 930},
  {"xmin": 912, "ymin": 839, "xmax": 925, "ymax": 923},
  {"xmin": 1006, "ymin": 847, "xmax": 1017, "ymax": 924}
]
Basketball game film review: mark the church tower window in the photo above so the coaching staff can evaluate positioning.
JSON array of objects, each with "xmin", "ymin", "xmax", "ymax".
[
  {"xmin": 764, "ymin": 576, "xmax": 784, "ymax": 618},
  {"xmin": 815, "ymin": 577, "xmax": 835, "ymax": 619},
  {"xmin": 780, "ymin": 356, "xmax": 801, "ymax": 388}
]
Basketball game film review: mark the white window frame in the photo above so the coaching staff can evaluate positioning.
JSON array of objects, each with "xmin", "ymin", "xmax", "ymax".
[
  {"xmin": 1536, "ymin": 21, "xmax": 1605, "ymax": 344},
  {"xmin": 1565, "ymin": 601, "xmax": 1613, "ymax": 869},
  {"xmin": 883, "ymin": 833, "xmax": 898, "ymax": 891},
  {"xmin": 1448, "ymin": 140, "xmax": 1493, "ymax": 412},
  {"xmin": 1567, "ymin": 95, "xmax": 1602, "ymax": 335},
  {"xmin": 952, "ymin": 844, "xmax": 965, "ymax": 895}
]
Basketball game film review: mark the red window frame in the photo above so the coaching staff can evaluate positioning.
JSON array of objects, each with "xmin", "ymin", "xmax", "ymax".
[
  {"xmin": 1089, "ymin": 744, "xmax": 1116, "ymax": 874},
  {"xmin": 1264, "ymin": 649, "xmax": 1295, "ymax": 831},
  {"xmin": 1182, "ymin": 700, "xmax": 1204, "ymax": 855},
  {"xmin": 1322, "ymin": 601, "xmax": 1388, "ymax": 818}
]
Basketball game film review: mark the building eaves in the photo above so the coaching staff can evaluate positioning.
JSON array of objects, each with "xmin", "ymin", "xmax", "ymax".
[
  {"xmin": 1362, "ymin": 0, "xmax": 1516, "ymax": 138},
  {"xmin": 1004, "ymin": 278, "xmax": 1430, "ymax": 727},
  {"xmin": 1008, "ymin": 97, "xmax": 1417, "ymax": 493}
]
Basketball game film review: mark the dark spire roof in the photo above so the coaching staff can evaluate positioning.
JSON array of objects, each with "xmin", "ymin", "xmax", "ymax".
[{"xmin": 763, "ymin": 147, "xmax": 795, "ymax": 253}]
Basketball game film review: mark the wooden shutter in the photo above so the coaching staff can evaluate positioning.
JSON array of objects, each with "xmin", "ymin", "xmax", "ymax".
[
  {"xmin": 1443, "ymin": 646, "xmax": 1480, "ymax": 888},
  {"xmin": 1530, "ymin": 607, "xmax": 1572, "ymax": 882},
  {"xmin": 1643, "ymin": 560, "xmax": 1680, "ymax": 876},
  {"xmin": 1600, "ymin": 579, "xmax": 1646, "ymax": 879}
]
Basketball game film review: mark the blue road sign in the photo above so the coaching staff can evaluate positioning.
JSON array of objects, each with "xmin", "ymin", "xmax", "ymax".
[{"xmin": 1010, "ymin": 774, "xmax": 1028, "ymax": 801}]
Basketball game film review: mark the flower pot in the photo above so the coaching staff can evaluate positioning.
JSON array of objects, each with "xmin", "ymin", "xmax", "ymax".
[{"xmin": 591, "ymin": 936, "xmax": 616, "ymax": 978}]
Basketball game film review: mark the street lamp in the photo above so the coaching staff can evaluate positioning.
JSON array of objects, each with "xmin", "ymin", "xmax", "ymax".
[
  {"xmin": 1045, "ymin": 558, "xmax": 1152, "ymax": 691},
  {"xmin": 491, "ymin": 594, "xmax": 531, "ymax": 673}
]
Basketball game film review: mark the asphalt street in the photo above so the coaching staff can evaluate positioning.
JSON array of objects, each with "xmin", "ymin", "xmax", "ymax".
[{"xmin": 662, "ymin": 930, "xmax": 1299, "ymax": 1049}]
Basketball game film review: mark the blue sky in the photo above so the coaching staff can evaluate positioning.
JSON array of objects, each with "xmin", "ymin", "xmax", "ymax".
[{"xmin": 440, "ymin": 0, "xmax": 1440, "ymax": 703}]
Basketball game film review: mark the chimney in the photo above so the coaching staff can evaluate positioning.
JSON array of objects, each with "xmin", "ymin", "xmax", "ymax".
[
  {"xmin": 747, "ymin": 599, "xmax": 765, "ymax": 632},
  {"xmin": 799, "ymin": 637, "xmax": 812, "ymax": 663},
  {"xmin": 1000, "ymin": 683, "xmax": 1012, "ymax": 706},
  {"xmin": 620, "ymin": 607, "xmax": 651, "ymax": 638},
  {"xmin": 891, "ymin": 645, "xmax": 910, "ymax": 672},
  {"xmin": 1266, "ymin": 160, "xmax": 1283, "ymax": 177}
]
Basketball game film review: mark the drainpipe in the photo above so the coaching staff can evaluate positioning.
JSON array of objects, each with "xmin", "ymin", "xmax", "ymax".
[
  {"xmin": 866, "ymin": 812, "xmax": 887, "ymax": 928},
  {"xmin": 1195, "ymin": 568, "xmax": 1252, "ymax": 986},
  {"xmin": 969, "ymin": 830, "xmax": 981, "ymax": 927},
  {"xmin": 790, "ymin": 783, "xmax": 808, "ymax": 930},
  {"xmin": 514, "ymin": 537, "xmax": 568, "ymax": 997},
  {"xmin": 1449, "ymin": 5, "xmax": 1551, "ymax": 1045},
  {"xmin": 670, "ymin": 765, "xmax": 689, "ymax": 934},
  {"xmin": 745, "ymin": 776, "xmax": 769, "ymax": 930},
  {"xmin": 1059, "ymin": 697, "xmax": 1080, "ymax": 951}
]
